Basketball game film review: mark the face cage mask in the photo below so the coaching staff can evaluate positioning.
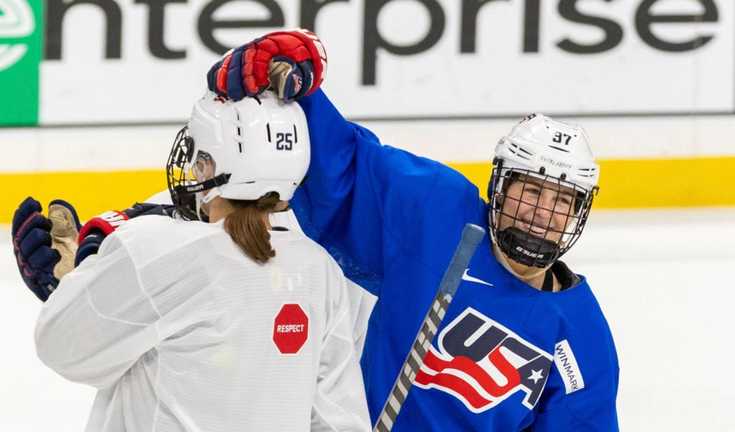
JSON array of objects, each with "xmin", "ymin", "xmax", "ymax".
[
  {"xmin": 487, "ymin": 162, "xmax": 597, "ymax": 268},
  {"xmin": 166, "ymin": 126, "xmax": 231, "ymax": 221}
]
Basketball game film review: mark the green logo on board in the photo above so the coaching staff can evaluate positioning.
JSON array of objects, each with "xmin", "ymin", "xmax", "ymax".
[{"xmin": 0, "ymin": 0, "xmax": 41, "ymax": 126}]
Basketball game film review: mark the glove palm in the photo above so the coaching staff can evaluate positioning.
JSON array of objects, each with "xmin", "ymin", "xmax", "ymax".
[{"xmin": 12, "ymin": 198, "xmax": 80, "ymax": 301}]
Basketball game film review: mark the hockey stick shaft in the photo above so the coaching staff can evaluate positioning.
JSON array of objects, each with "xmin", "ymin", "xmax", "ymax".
[{"xmin": 373, "ymin": 223, "xmax": 486, "ymax": 432}]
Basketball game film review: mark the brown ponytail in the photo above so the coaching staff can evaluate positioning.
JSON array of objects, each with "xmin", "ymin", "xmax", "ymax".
[{"xmin": 223, "ymin": 192, "xmax": 281, "ymax": 264}]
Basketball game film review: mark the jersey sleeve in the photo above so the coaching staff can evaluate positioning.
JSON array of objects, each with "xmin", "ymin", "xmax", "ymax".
[
  {"xmin": 293, "ymin": 89, "xmax": 478, "ymax": 296},
  {"xmin": 531, "ymin": 371, "xmax": 619, "ymax": 431},
  {"xmin": 346, "ymin": 279, "xmax": 376, "ymax": 358},
  {"xmin": 35, "ymin": 216, "xmax": 210, "ymax": 389},
  {"xmin": 531, "ymin": 337, "xmax": 620, "ymax": 431},
  {"xmin": 311, "ymin": 259, "xmax": 372, "ymax": 432},
  {"xmin": 34, "ymin": 232, "xmax": 162, "ymax": 389}
]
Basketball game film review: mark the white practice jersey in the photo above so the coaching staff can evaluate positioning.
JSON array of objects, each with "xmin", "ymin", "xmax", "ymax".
[
  {"xmin": 145, "ymin": 190, "xmax": 376, "ymax": 356},
  {"xmin": 269, "ymin": 210, "xmax": 376, "ymax": 357},
  {"xmin": 35, "ymin": 215, "xmax": 371, "ymax": 432}
]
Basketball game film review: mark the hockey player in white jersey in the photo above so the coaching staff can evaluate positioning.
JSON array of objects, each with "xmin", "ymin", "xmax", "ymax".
[{"xmin": 21, "ymin": 92, "xmax": 371, "ymax": 431}]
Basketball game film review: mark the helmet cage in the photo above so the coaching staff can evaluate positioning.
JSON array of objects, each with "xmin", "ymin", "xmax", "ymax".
[
  {"xmin": 166, "ymin": 126, "xmax": 231, "ymax": 221},
  {"xmin": 488, "ymin": 160, "xmax": 597, "ymax": 268}
]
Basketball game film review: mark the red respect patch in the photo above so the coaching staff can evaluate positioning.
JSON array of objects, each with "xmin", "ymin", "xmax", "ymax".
[{"xmin": 273, "ymin": 304, "xmax": 309, "ymax": 354}]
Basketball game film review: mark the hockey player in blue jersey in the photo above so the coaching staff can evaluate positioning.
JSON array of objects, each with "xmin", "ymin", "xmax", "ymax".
[{"xmin": 206, "ymin": 30, "xmax": 619, "ymax": 431}]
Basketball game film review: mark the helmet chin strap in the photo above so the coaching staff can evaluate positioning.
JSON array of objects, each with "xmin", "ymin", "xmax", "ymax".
[
  {"xmin": 201, "ymin": 187, "xmax": 221, "ymax": 204},
  {"xmin": 195, "ymin": 187, "xmax": 222, "ymax": 221}
]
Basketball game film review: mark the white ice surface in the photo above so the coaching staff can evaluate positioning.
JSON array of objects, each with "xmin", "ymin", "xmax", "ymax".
[
  {"xmin": 1, "ymin": 209, "xmax": 734, "ymax": 431},
  {"xmin": 0, "ymin": 227, "xmax": 94, "ymax": 431}
]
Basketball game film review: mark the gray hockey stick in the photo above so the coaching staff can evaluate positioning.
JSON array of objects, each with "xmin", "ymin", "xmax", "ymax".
[{"xmin": 373, "ymin": 223, "xmax": 486, "ymax": 432}]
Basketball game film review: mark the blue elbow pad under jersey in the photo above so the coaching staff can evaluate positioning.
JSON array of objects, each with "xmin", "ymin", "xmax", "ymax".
[{"xmin": 291, "ymin": 90, "xmax": 620, "ymax": 432}]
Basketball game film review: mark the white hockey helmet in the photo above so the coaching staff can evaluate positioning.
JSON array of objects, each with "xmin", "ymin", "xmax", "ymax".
[
  {"xmin": 495, "ymin": 113, "xmax": 599, "ymax": 192},
  {"xmin": 488, "ymin": 113, "xmax": 600, "ymax": 267},
  {"xmin": 167, "ymin": 91, "xmax": 310, "ymax": 220}
]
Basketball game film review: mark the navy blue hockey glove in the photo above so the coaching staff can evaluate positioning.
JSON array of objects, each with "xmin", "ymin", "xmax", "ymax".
[
  {"xmin": 207, "ymin": 29, "xmax": 327, "ymax": 102},
  {"xmin": 76, "ymin": 203, "xmax": 175, "ymax": 266},
  {"xmin": 12, "ymin": 197, "xmax": 81, "ymax": 302}
]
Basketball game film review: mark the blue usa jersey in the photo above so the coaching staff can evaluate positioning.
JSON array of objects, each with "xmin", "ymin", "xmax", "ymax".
[{"xmin": 291, "ymin": 90, "xmax": 619, "ymax": 431}]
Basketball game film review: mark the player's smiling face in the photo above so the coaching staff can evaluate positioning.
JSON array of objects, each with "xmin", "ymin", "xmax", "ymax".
[{"xmin": 498, "ymin": 175, "xmax": 576, "ymax": 245}]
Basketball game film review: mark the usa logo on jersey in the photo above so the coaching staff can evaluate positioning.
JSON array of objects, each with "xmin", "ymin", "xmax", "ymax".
[{"xmin": 415, "ymin": 308, "xmax": 552, "ymax": 412}]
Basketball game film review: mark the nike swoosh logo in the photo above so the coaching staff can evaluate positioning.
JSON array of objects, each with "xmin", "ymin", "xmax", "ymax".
[{"xmin": 462, "ymin": 269, "xmax": 493, "ymax": 287}]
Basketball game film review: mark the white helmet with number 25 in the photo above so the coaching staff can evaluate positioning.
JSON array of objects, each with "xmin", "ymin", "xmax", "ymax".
[{"xmin": 167, "ymin": 91, "xmax": 310, "ymax": 220}]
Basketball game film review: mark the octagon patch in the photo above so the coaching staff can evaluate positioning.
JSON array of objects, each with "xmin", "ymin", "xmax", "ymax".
[{"xmin": 273, "ymin": 303, "xmax": 309, "ymax": 354}]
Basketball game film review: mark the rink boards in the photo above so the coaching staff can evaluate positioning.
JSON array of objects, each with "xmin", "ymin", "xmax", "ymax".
[{"xmin": 2, "ymin": 114, "xmax": 735, "ymax": 223}]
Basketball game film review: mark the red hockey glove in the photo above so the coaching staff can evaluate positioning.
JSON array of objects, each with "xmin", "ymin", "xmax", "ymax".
[
  {"xmin": 76, "ymin": 203, "xmax": 174, "ymax": 266},
  {"xmin": 206, "ymin": 29, "xmax": 327, "ymax": 102}
]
